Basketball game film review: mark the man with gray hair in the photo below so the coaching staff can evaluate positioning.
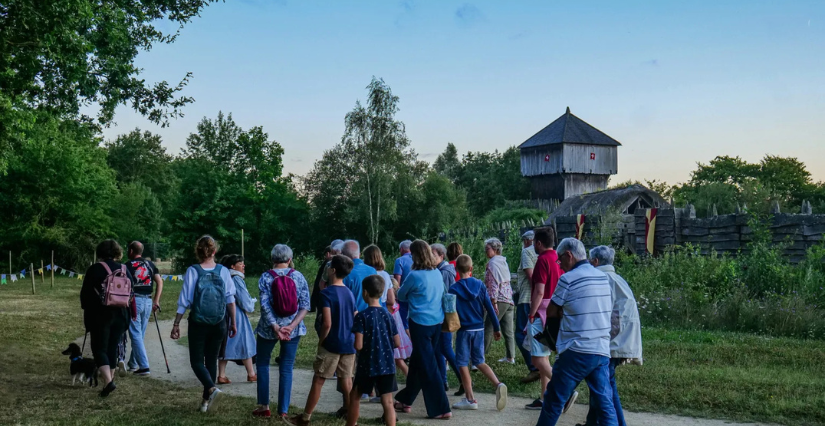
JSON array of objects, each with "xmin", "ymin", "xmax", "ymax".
[
  {"xmin": 393, "ymin": 239, "xmax": 414, "ymax": 330},
  {"xmin": 537, "ymin": 238, "xmax": 617, "ymax": 426},
  {"xmin": 341, "ymin": 240, "xmax": 376, "ymax": 313},
  {"xmin": 319, "ymin": 239, "xmax": 345, "ymax": 291},
  {"xmin": 515, "ymin": 230, "xmax": 540, "ymax": 383},
  {"xmin": 581, "ymin": 246, "xmax": 642, "ymax": 426}
]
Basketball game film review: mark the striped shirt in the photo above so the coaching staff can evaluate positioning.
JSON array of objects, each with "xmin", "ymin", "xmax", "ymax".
[{"xmin": 550, "ymin": 260, "xmax": 612, "ymax": 357}]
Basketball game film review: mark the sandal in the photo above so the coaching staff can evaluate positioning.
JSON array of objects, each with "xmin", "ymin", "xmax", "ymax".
[
  {"xmin": 393, "ymin": 401, "xmax": 411, "ymax": 413},
  {"xmin": 217, "ymin": 376, "xmax": 231, "ymax": 385},
  {"xmin": 432, "ymin": 413, "xmax": 452, "ymax": 420}
]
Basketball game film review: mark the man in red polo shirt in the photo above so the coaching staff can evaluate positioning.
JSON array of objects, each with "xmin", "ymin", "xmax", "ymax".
[{"xmin": 524, "ymin": 228, "xmax": 563, "ymax": 410}]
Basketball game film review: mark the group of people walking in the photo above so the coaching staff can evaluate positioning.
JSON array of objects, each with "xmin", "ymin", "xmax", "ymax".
[{"xmin": 78, "ymin": 229, "xmax": 642, "ymax": 426}]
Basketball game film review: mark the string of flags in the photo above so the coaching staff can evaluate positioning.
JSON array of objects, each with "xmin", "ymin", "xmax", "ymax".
[{"xmin": 1, "ymin": 267, "xmax": 183, "ymax": 285}]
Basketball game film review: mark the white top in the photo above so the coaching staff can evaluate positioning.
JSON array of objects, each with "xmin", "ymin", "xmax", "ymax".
[
  {"xmin": 551, "ymin": 261, "xmax": 612, "ymax": 357},
  {"xmin": 377, "ymin": 270, "xmax": 392, "ymax": 305},
  {"xmin": 597, "ymin": 265, "xmax": 643, "ymax": 361},
  {"xmin": 176, "ymin": 265, "xmax": 237, "ymax": 315}
]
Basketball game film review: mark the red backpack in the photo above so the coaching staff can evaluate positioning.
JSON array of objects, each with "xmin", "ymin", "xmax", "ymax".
[{"xmin": 268, "ymin": 269, "xmax": 299, "ymax": 317}]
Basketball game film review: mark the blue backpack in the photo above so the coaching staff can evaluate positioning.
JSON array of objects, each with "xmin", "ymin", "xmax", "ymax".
[{"xmin": 190, "ymin": 264, "xmax": 226, "ymax": 325}]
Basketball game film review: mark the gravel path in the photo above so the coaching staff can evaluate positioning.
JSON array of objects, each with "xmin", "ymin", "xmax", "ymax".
[{"xmin": 123, "ymin": 319, "xmax": 771, "ymax": 426}]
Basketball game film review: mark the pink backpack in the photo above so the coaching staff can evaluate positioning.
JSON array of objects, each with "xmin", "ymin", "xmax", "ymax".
[
  {"xmin": 268, "ymin": 269, "xmax": 299, "ymax": 317},
  {"xmin": 98, "ymin": 262, "xmax": 132, "ymax": 308}
]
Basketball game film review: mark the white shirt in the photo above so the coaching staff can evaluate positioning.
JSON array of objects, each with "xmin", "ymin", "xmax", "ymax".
[
  {"xmin": 551, "ymin": 261, "xmax": 612, "ymax": 357},
  {"xmin": 176, "ymin": 264, "xmax": 236, "ymax": 315},
  {"xmin": 377, "ymin": 270, "xmax": 392, "ymax": 305},
  {"xmin": 597, "ymin": 265, "xmax": 643, "ymax": 361}
]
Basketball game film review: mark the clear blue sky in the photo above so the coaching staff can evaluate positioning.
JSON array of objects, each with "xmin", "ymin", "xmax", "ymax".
[{"xmin": 103, "ymin": 0, "xmax": 825, "ymax": 184}]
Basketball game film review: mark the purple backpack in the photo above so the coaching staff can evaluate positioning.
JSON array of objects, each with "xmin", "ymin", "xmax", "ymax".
[{"xmin": 268, "ymin": 269, "xmax": 299, "ymax": 317}]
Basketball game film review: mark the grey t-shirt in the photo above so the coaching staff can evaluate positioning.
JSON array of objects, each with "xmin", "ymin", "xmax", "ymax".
[{"xmin": 515, "ymin": 245, "xmax": 537, "ymax": 305}]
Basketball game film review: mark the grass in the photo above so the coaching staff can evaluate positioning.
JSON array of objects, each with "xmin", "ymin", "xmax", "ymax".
[{"xmin": 2, "ymin": 277, "xmax": 825, "ymax": 425}]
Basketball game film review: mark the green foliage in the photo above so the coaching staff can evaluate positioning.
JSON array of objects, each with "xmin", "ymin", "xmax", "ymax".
[
  {"xmin": 0, "ymin": 112, "xmax": 117, "ymax": 269},
  {"xmin": 106, "ymin": 129, "xmax": 178, "ymax": 201},
  {"xmin": 0, "ymin": 0, "xmax": 212, "ymax": 127},
  {"xmin": 673, "ymin": 155, "xmax": 825, "ymax": 215},
  {"xmin": 433, "ymin": 142, "xmax": 461, "ymax": 182},
  {"xmin": 110, "ymin": 182, "xmax": 164, "ymax": 246},
  {"xmin": 453, "ymin": 146, "xmax": 531, "ymax": 218},
  {"xmin": 482, "ymin": 207, "xmax": 545, "ymax": 226},
  {"xmin": 170, "ymin": 112, "xmax": 309, "ymax": 272}
]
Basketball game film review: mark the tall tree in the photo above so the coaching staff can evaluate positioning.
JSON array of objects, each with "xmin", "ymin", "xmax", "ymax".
[
  {"xmin": 434, "ymin": 143, "xmax": 461, "ymax": 182},
  {"xmin": 340, "ymin": 77, "xmax": 413, "ymax": 244},
  {"xmin": 106, "ymin": 129, "xmax": 177, "ymax": 200}
]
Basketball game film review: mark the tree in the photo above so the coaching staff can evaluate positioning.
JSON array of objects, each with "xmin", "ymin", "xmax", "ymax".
[
  {"xmin": 454, "ymin": 147, "xmax": 531, "ymax": 218},
  {"xmin": 0, "ymin": 0, "xmax": 215, "ymax": 172},
  {"xmin": 340, "ymin": 77, "xmax": 413, "ymax": 244},
  {"xmin": 106, "ymin": 129, "xmax": 177, "ymax": 201},
  {"xmin": 171, "ymin": 112, "xmax": 309, "ymax": 270},
  {"xmin": 434, "ymin": 143, "xmax": 461, "ymax": 182},
  {"xmin": 0, "ymin": 112, "xmax": 118, "ymax": 269}
]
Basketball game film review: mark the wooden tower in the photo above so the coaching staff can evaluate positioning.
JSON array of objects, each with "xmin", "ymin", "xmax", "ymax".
[{"xmin": 518, "ymin": 107, "xmax": 621, "ymax": 201}]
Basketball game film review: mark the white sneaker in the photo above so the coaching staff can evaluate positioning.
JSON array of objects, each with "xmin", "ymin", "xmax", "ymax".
[
  {"xmin": 495, "ymin": 383, "xmax": 508, "ymax": 411},
  {"xmin": 206, "ymin": 388, "xmax": 223, "ymax": 412},
  {"xmin": 117, "ymin": 360, "xmax": 127, "ymax": 376},
  {"xmin": 470, "ymin": 365, "xmax": 478, "ymax": 372},
  {"xmin": 497, "ymin": 358, "xmax": 515, "ymax": 365},
  {"xmin": 563, "ymin": 390, "xmax": 579, "ymax": 414},
  {"xmin": 361, "ymin": 393, "xmax": 370, "ymax": 401},
  {"xmin": 199, "ymin": 402, "xmax": 208, "ymax": 413},
  {"xmin": 452, "ymin": 398, "xmax": 478, "ymax": 410}
]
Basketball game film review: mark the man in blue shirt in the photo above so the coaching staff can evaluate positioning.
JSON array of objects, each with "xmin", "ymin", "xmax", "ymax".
[
  {"xmin": 342, "ymin": 240, "xmax": 376, "ymax": 313},
  {"xmin": 393, "ymin": 240, "xmax": 413, "ymax": 329}
]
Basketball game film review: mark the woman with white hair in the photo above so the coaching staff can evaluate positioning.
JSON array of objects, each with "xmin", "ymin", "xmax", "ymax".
[
  {"xmin": 253, "ymin": 244, "xmax": 311, "ymax": 419},
  {"xmin": 483, "ymin": 237, "xmax": 516, "ymax": 364}
]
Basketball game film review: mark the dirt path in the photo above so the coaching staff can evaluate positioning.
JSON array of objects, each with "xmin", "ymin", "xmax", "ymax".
[{"xmin": 124, "ymin": 319, "xmax": 771, "ymax": 426}]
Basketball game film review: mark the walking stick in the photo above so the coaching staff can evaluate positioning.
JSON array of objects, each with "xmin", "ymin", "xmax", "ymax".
[
  {"xmin": 153, "ymin": 309, "xmax": 171, "ymax": 374},
  {"xmin": 81, "ymin": 332, "xmax": 87, "ymax": 353}
]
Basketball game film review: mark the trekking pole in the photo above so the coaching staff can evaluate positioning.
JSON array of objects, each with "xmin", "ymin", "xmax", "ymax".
[
  {"xmin": 81, "ymin": 332, "xmax": 88, "ymax": 353},
  {"xmin": 153, "ymin": 309, "xmax": 172, "ymax": 373}
]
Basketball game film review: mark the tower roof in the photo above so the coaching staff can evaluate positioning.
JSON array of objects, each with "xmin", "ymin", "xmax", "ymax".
[{"xmin": 518, "ymin": 107, "xmax": 622, "ymax": 149}]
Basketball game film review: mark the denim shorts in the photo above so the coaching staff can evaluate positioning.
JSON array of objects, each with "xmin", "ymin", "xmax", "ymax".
[
  {"xmin": 529, "ymin": 318, "xmax": 553, "ymax": 357},
  {"xmin": 455, "ymin": 329, "xmax": 485, "ymax": 367}
]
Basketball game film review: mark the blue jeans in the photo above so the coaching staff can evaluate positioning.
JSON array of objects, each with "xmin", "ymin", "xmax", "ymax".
[
  {"xmin": 395, "ymin": 320, "xmax": 451, "ymax": 418},
  {"xmin": 257, "ymin": 335, "xmax": 301, "ymax": 414},
  {"xmin": 516, "ymin": 303, "xmax": 537, "ymax": 372},
  {"xmin": 438, "ymin": 331, "xmax": 460, "ymax": 385},
  {"xmin": 536, "ymin": 350, "xmax": 617, "ymax": 426},
  {"xmin": 127, "ymin": 296, "xmax": 152, "ymax": 370},
  {"xmin": 585, "ymin": 358, "xmax": 626, "ymax": 426}
]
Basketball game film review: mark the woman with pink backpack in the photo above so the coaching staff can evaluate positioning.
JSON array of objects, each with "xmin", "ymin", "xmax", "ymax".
[
  {"xmin": 252, "ymin": 244, "xmax": 311, "ymax": 419},
  {"xmin": 80, "ymin": 239, "xmax": 137, "ymax": 398}
]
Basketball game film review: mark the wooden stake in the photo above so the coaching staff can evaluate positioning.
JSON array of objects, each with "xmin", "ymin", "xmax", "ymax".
[
  {"xmin": 30, "ymin": 263, "xmax": 35, "ymax": 294},
  {"xmin": 50, "ymin": 250, "xmax": 54, "ymax": 288},
  {"xmin": 40, "ymin": 260, "xmax": 45, "ymax": 286},
  {"xmin": 241, "ymin": 228, "xmax": 245, "ymax": 257},
  {"xmin": 8, "ymin": 251, "xmax": 11, "ymax": 278}
]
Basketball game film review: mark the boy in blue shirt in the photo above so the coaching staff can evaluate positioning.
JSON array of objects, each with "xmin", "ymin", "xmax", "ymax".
[
  {"xmin": 290, "ymin": 255, "xmax": 356, "ymax": 426},
  {"xmin": 449, "ymin": 254, "xmax": 508, "ymax": 411},
  {"xmin": 346, "ymin": 275, "xmax": 401, "ymax": 426}
]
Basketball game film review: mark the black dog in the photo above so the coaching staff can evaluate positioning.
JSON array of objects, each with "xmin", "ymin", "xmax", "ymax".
[{"xmin": 62, "ymin": 343, "xmax": 98, "ymax": 387}]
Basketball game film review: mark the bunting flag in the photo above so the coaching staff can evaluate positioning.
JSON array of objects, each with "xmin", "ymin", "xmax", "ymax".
[
  {"xmin": 60, "ymin": 268, "xmax": 66, "ymax": 275},
  {"xmin": 77, "ymin": 274, "xmax": 84, "ymax": 280},
  {"xmin": 1, "ymin": 274, "xmax": 6, "ymax": 285},
  {"xmin": 20, "ymin": 270, "xmax": 26, "ymax": 278},
  {"xmin": 11, "ymin": 274, "xmax": 18, "ymax": 282},
  {"xmin": 575, "ymin": 214, "xmax": 586, "ymax": 240},
  {"xmin": 37, "ymin": 268, "xmax": 43, "ymax": 275},
  {"xmin": 69, "ymin": 272, "xmax": 75, "ymax": 277},
  {"xmin": 645, "ymin": 208, "xmax": 658, "ymax": 254},
  {"xmin": 46, "ymin": 264, "xmax": 51, "ymax": 271}
]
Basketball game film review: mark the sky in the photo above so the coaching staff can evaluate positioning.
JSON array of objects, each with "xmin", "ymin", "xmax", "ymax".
[{"xmin": 102, "ymin": 0, "xmax": 825, "ymax": 185}]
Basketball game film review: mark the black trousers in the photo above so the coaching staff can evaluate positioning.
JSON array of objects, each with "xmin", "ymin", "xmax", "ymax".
[
  {"xmin": 85, "ymin": 308, "xmax": 129, "ymax": 369},
  {"xmin": 188, "ymin": 320, "xmax": 227, "ymax": 400}
]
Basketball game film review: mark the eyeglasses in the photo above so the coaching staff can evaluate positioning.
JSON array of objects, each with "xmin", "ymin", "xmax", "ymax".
[{"xmin": 557, "ymin": 252, "xmax": 570, "ymax": 265}]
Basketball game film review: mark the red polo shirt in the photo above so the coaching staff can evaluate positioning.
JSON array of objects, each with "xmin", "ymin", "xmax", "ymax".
[{"xmin": 532, "ymin": 249, "xmax": 562, "ymax": 299}]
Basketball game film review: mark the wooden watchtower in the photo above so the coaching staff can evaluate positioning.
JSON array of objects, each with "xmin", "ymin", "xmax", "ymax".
[{"xmin": 518, "ymin": 107, "xmax": 621, "ymax": 201}]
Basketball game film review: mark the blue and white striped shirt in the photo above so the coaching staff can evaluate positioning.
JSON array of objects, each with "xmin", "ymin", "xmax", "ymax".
[{"xmin": 551, "ymin": 261, "xmax": 612, "ymax": 357}]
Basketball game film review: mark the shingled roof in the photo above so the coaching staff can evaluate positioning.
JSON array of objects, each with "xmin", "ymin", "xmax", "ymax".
[
  {"xmin": 519, "ymin": 107, "xmax": 622, "ymax": 149},
  {"xmin": 547, "ymin": 184, "xmax": 668, "ymax": 220}
]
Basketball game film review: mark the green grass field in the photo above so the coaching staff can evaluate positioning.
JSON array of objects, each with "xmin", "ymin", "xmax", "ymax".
[{"xmin": 1, "ymin": 276, "xmax": 824, "ymax": 425}]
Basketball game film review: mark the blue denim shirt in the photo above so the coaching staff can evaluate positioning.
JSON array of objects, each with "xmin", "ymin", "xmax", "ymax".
[{"xmin": 256, "ymin": 268, "xmax": 311, "ymax": 341}]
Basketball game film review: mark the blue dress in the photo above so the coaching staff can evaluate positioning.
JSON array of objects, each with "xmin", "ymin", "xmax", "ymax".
[{"xmin": 222, "ymin": 272, "xmax": 257, "ymax": 360}]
